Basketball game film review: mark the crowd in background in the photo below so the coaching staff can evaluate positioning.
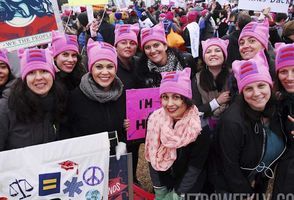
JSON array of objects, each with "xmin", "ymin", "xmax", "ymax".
[{"xmin": 0, "ymin": 0, "xmax": 293, "ymax": 199}]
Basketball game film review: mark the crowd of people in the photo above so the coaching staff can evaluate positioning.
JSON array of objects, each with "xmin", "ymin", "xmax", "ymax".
[{"xmin": 0, "ymin": 0, "xmax": 293, "ymax": 198}]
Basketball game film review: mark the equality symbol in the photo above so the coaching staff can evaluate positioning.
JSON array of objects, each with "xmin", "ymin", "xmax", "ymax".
[
  {"xmin": 9, "ymin": 179, "xmax": 33, "ymax": 199},
  {"xmin": 63, "ymin": 177, "xmax": 83, "ymax": 197},
  {"xmin": 83, "ymin": 166, "xmax": 104, "ymax": 186},
  {"xmin": 39, "ymin": 172, "xmax": 61, "ymax": 196}
]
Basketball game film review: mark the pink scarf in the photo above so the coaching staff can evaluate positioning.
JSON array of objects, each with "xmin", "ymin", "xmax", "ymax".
[{"xmin": 145, "ymin": 105, "xmax": 202, "ymax": 171}]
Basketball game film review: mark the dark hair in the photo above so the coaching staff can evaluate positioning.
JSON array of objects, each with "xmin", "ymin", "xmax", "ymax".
[
  {"xmin": 8, "ymin": 78, "xmax": 67, "ymax": 123},
  {"xmin": 54, "ymin": 53, "xmax": 86, "ymax": 85},
  {"xmin": 199, "ymin": 67, "xmax": 229, "ymax": 92},
  {"xmin": 160, "ymin": 94, "xmax": 194, "ymax": 109},
  {"xmin": 182, "ymin": 96, "xmax": 194, "ymax": 109},
  {"xmin": 236, "ymin": 11, "xmax": 252, "ymax": 30},
  {"xmin": 275, "ymin": 13, "xmax": 288, "ymax": 23}
]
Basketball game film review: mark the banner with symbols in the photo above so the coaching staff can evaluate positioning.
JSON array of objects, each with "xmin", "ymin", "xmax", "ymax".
[
  {"xmin": 0, "ymin": 132, "xmax": 110, "ymax": 200},
  {"xmin": 0, "ymin": 0, "xmax": 63, "ymax": 52}
]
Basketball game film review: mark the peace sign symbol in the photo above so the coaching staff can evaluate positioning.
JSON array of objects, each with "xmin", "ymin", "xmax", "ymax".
[{"xmin": 83, "ymin": 166, "xmax": 104, "ymax": 186}]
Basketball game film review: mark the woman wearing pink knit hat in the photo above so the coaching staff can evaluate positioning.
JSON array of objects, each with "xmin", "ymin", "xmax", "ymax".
[
  {"xmin": 0, "ymin": 48, "xmax": 15, "ymax": 99},
  {"xmin": 145, "ymin": 68, "xmax": 209, "ymax": 199},
  {"xmin": 136, "ymin": 23, "xmax": 197, "ymax": 88},
  {"xmin": 193, "ymin": 38, "xmax": 230, "ymax": 131},
  {"xmin": 60, "ymin": 39, "xmax": 127, "ymax": 159},
  {"xmin": 272, "ymin": 43, "xmax": 294, "ymax": 197},
  {"xmin": 213, "ymin": 51, "xmax": 286, "ymax": 195},
  {"xmin": 0, "ymin": 48, "xmax": 67, "ymax": 151},
  {"xmin": 238, "ymin": 18, "xmax": 276, "ymax": 78},
  {"xmin": 51, "ymin": 31, "xmax": 86, "ymax": 91}
]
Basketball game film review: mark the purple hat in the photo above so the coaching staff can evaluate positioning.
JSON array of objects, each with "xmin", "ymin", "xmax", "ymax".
[
  {"xmin": 0, "ymin": 48, "xmax": 10, "ymax": 68},
  {"xmin": 232, "ymin": 51, "xmax": 273, "ymax": 93},
  {"xmin": 114, "ymin": 23, "xmax": 139, "ymax": 46},
  {"xmin": 140, "ymin": 23, "xmax": 167, "ymax": 49},
  {"xmin": 87, "ymin": 39, "xmax": 117, "ymax": 73},
  {"xmin": 19, "ymin": 48, "xmax": 55, "ymax": 80},
  {"xmin": 239, "ymin": 19, "xmax": 269, "ymax": 50},
  {"xmin": 201, "ymin": 38, "xmax": 229, "ymax": 60},
  {"xmin": 51, "ymin": 31, "xmax": 79, "ymax": 57},
  {"xmin": 160, "ymin": 68, "xmax": 192, "ymax": 99},
  {"xmin": 275, "ymin": 42, "xmax": 294, "ymax": 72}
]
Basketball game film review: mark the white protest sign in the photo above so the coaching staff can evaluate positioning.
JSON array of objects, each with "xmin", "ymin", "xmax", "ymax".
[
  {"xmin": 161, "ymin": 0, "xmax": 170, "ymax": 5},
  {"xmin": 0, "ymin": 132, "xmax": 110, "ymax": 199},
  {"xmin": 238, "ymin": 0, "xmax": 290, "ymax": 14}
]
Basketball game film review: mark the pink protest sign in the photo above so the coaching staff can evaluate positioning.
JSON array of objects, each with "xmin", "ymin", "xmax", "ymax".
[{"xmin": 126, "ymin": 88, "xmax": 161, "ymax": 140}]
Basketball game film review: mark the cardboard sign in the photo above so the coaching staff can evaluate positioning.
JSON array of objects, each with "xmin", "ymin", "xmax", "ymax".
[
  {"xmin": 126, "ymin": 88, "xmax": 161, "ymax": 140},
  {"xmin": 68, "ymin": 0, "xmax": 108, "ymax": 6},
  {"xmin": 0, "ymin": 133, "xmax": 110, "ymax": 199},
  {"xmin": 108, "ymin": 154, "xmax": 133, "ymax": 200},
  {"xmin": 0, "ymin": 0, "xmax": 62, "ymax": 52},
  {"xmin": 238, "ymin": 0, "xmax": 290, "ymax": 14}
]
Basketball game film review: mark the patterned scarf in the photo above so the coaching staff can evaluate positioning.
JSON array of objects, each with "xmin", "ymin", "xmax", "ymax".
[
  {"xmin": 79, "ymin": 73, "xmax": 123, "ymax": 103},
  {"xmin": 147, "ymin": 49, "xmax": 183, "ymax": 73},
  {"xmin": 145, "ymin": 105, "xmax": 202, "ymax": 171}
]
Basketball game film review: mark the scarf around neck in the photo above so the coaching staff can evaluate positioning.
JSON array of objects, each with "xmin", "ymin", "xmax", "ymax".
[
  {"xmin": 79, "ymin": 73, "xmax": 124, "ymax": 103},
  {"xmin": 147, "ymin": 49, "xmax": 183, "ymax": 73},
  {"xmin": 145, "ymin": 105, "xmax": 202, "ymax": 171}
]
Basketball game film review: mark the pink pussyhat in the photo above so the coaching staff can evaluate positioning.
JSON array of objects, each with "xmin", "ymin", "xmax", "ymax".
[
  {"xmin": 51, "ymin": 31, "xmax": 79, "ymax": 57},
  {"xmin": 160, "ymin": 68, "xmax": 192, "ymax": 99},
  {"xmin": 201, "ymin": 37, "xmax": 229, "ymax": 60},
  {"xmin": 114, "ymin": 23, "xmax": 140, "ymax": 46},
  {"xmin": 87, "ymin": 39, "xmax": 117, "ymax": 73},
  {"xmin": 239, "ymin": 18, "xmax": 269, "ymax": 50},
  {"xmin": 274, "ymin": 42, "xmax": 294, "ymax": 72},
  {"xmin": 140, "ymin": 23, "xmax": 167, "ymax": 49},
  {"xmin": 19, "ymin": 48, "xmax": 55, "ymax": 80},
  {"xmin": 232, "ymin": 50, "xmax": 273, "ymax": 93},
  {"xmin": 0, "ymin": 48, "xmax": 10, "ymax": 69}
]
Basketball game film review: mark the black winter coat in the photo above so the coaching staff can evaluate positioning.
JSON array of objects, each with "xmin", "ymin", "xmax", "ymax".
[
  {"xmin": 149, "ymin": 132, "xmax": 210, "ymax": 194},
  {"xmin": 213, "ymin": 97, "xmax": 286, "ymax": 194},
  {"xmin": 0, "ymin": 98, "xmax": 57, "ymax": 151},
  {"xmin": 272, "ymin": 93, "xmax": 294, "ymax": 196},
  {"xmin": 60, "ymin": 87, "xmax": 126, "ymax": 144},
  {"xmin": 135, "ymin": 49, "xmax": 197, "ymax": 88},
  {"xmin": 117, "ymin": 56, "xmax": 140, "ymax": 90}
]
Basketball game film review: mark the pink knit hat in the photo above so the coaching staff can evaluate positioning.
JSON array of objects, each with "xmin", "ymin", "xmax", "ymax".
[
  {"xmin": 239, "ymin": 19, "xmax": 269, "ymax": 50},
  {"xmin": 18, "ymin": 48, "xmax": 55, "ymax": 80},
  {"xmin": 232, "ymin": 51, "xmax": 273, "ymax": 93},
  {"xmin": 160, "ymin": 68, "xmax": 192, "ymax": 99},
  {"xmin": 187, "ymin": 11, "xmax": 198, "ymax": 23},
  {"xmin": 275, "ymin": 42, "xmax": 294, "ymax": 72},
  {"xmin": 165, "ymin": 11, "xmax": 174, "ymax": 21},
  {"xmin": 114, "ymin": 23, "xmax": 140, "ymax": 46},
  {"xmin": 87, "ymin": 39, "xmax": 117, "ymax": 73},
  {"xmin": 201, "ymin": 38, "xmax": 229, "ymax": 60},
  {"xmin": 0, "ymin": 48, "xmax": 10, "ymax": 68},
  {"xmin": 51, "ymin": 31, "xmax": 79, "ymax": 57},
  {"xmin": 140, "ymin": 23, "xmax": 167, "ymax": 49}
]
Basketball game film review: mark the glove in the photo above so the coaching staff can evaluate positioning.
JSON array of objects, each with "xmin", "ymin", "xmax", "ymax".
[
  {"xmin": 154, "ymin": 186, "xmax": 168, "ymax": 200},
  {"xmin": 115, "ymin": 142, "xmax": 127, "ymax": 160},
  {"xmin": 162, "ymin": 190, "xmax": 183, "ymax": 200}
]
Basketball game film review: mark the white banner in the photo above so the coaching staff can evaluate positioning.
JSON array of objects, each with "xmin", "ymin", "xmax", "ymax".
[
  {"xmin": 238, "ymin": 0, "xmax": 290, "ymax": 14},
  {"xmin": 161, "ymin": 0, "xmax": 170, "ymax": 5},
  {"xmin": 0, "ymin": 132, "xmax": 110, "ymax": 200}
]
